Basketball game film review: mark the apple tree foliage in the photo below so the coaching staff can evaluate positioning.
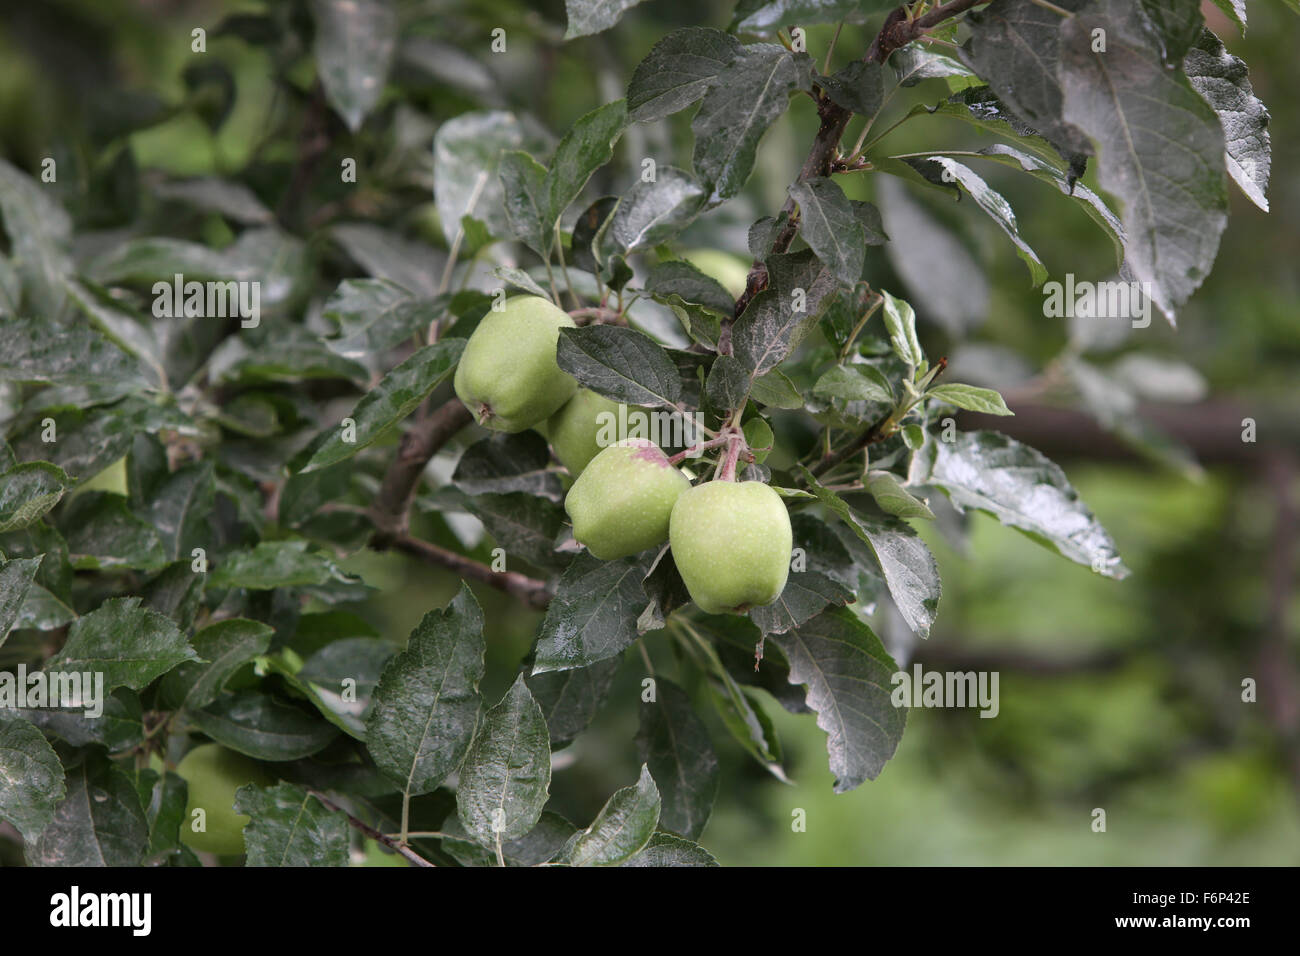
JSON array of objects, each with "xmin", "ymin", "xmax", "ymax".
[{"xmin": 0, "ymin": 0, "xmax": 1278, "ymax": 866}]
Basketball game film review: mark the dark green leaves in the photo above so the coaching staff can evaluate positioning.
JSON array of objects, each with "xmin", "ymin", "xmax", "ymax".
[
  {"xmin": 366, "ymin": 584, "xmax": 485, "ymax": 795},
  {"xmin": 527, "ymin": 656, "xmax": 621, "ymax": 747},
  {"xmin": 565, "ymin": 764, "xmax": 661, "ymax": 866},
  {"xmin": 610, "ymin": 168, "xmax": 707, "ymax": 252},
  {"xmin": 556, "ymin": 325, "xmax": 682, "ymax": 408},
  {"xmin": 532, "ymin": 552, "xmax": 651, "ymax": 673},
  {"xmin": 0, "ymin": 316, "xmax": 153, "ymax": 390},
  {"xmin": 547, "ymin": 100, "xmax": 626, "ymax": 229},
  {"xmin": 25, "ymin": 750, "xmax": 147, "ymax": 866},
  {"xmin": 626, "ymin": 28, "xmax": 741, "ymax": 123},
  {"xmin": 192, "ymin": 691, "xmax": 340, "ymax": 760},
  {"xmin": 637, "ymin": 679, "xmax": 717, "ymax": 839},
  {"xmin": 645, "ymin": 260, "xmax": 735, "ymax": 316},
  {"xmin": 235, "ymin": 783, "xmax": 350, "ymax": 866},
  {"xmin": 771, "ymin": 607, "xmax": 905, "ymax": 792},
  {"xmin": 733, "ymin": 250, "xmax": 837, "ymax": 375},
  {"xmin": 160, "ymin": 618, "xmax": 274, "ymax": 711},
  {"xmin": 788, "ymin": 177, "xmax": 865, "ymax": 285},
  {"xmin": 620, "ymin": 831, "xmax": 718, "ymax": 866},
  {"xmin": 309, "ymin": 0, "xmax": 397, "ymax": 132},
  {"xmin": 0, "ymin": 555, "xmax": 41, "ymax": 645},
  {"xmin": 917, "ymin": 430, "xmax": 1129, "ymax": 578},
  {"xmin": 434, "ymin": 111, "xmax": 542, "ymax": 246},
  {"xmin": 209, "ymin": 541, "xmax": 356, "ymax": 590},
  {"xmin": 301, "ymin": 339, "xmax": 464, "ymax": 472},
  {"xmin": 0, "ymin": 157, "xmax": 72, "ymax": 318},
  {"xmin": 456, "ymin": 676, "xmax": 551, "ymax": 845},
  {"xmin": 0, "ymin": 713, "xmax": 64, "ymax": 839},
  {"xmin": 693, "ymin": 45, "xmax": 802, "ymax": 204},
  {"xmin": 48, "ymin": 597, "xmax": 198, "ymax": 692},
  {"xmin": 818, "ymin": 60, "xmax": 884, "ymax": 116},
  {"xmin": 1059, "ymin": 0, "xmax": 1228, "ymax": 321}
]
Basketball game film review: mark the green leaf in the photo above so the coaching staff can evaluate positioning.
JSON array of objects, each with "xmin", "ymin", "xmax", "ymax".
[
  {"xmin": 636, "ymin": 679, "xmax": 717, "ymax": 839},
  {"xmin": 891, "ymin": 44, "xmax": 978, "ymax": 88},
  {"xmin": 63, "ymin": 279, "xmax": 168, "ymax": 390},
  {"xmin": 454, "ymin": 431, "xmax": 566, "ymax": 503},
  {"xmin": 25, "ymin": 750, "xmax": 146, "ymax": 866},
  {"xmin": 917, "ymin": 429, "xmax": 1129, "ymax": 578},
  {"xmin": 733, "ymin": 251, "xmax": 838, "ymax": 376},
  {"xmin": 526, "ymin": 657, "xmax": 621, "ymax": 747},
  {"xmin": 645, "ymin": 260, "xmax": 734, "ymax": 316},
  {"xmin": 140, "ymin": 770, "xmax": 190, "ymax": 862},
  {"xmin": 556, "ymin": 325, "xmax": 682, "ymax": 408},
  {"xmin": 564, "ymin": 0, "xmax": 648, "ymax": 39},
  {"xmin": 750, "ymin": 512, "xmax": 857, "ymax": 635},
  {"xmin": 1184, "ymin": 29, "xmax": 1270, "ymax": 212},
  {"xmin": 456, "ymin": 675, "xmax": 552, "ymax": 845},
  {"xmin": 235, "ymin": 783, "xmax": 350, "ymax": 866},
  {"xmin": 15, "ymin": 689, "xmax": 145, "ymax": 754},
  {"xmin": 192, "ymin": 690, "xmax": 340, "ymax": 761},
  {"xmin": 462, "ymin": 491, "xmax": 566, "ymax": 570},
  {"xmin": 610, "ymin": 167, "xmax": 707, "ymax": 252},
  {"xmin": 961, "ymin": 0, "xmax": 1093, "ymax": 158},
  {"xmin": 1210, "ymin": 0, "xmax": 1245, "ymax": 34},
  {"xmin": 61, "ymin": 493, "xmax": 167, "ymax": 571},
  {"xmin": 620, "ymin": 831, "xmax": 718, "ymax": 866},
  {"xmin": 153, "ymin": 176, "xmax": 274, "ymax": 225},
  {"xmin": 880, "ymin": 290, "xmax": 923, "ymax": 368},
  {"xmin": 302, "ymin": 339, "xmax": 464, "ymax": 472},
  {"xmin": 161, "ymin": 618, "xmax": 275, "ymax": 711},
  {"xmin": 209, "ymin": 541, "xmax": 359, "ymax": 590},
  {"xmin": 499, "ymin": 150, "xmax": 553, "ymax": 259},
  {"xmin": 565, "ymin": 764, "xmax": 661, "ymax": 866},
  {"xmin": 439, "ymin": 811, "xmax": 576, "ymax": 867},
  {"xmin": 0, "ymin": 554, "xmax": 41, "ymax": 646},
  {"xmin": 366, "ymin": 584, "xmax": 485, "ymax": 795},
  {"xmin": 492, "ymin": 265, "xmax": 552, "ymax": 300},
  {"xmin": 48, "ymin": 596, "xmax": 198, "ymax": 691},
  {"xmin": 533, "ymin": 552, "xmax": 652, "ymax": 673},
  {"xmin": 309, "ymin": 0, "xmax": 397, "ymax": 132},
  {"xmin": 818, "ymin": 59, "xmax": 884, "ymax": 116},
  {"xmin": 693, "ymin": 44, "xmax": 801, "ymax": 204},
  {"xmin": 732, "ymin": 0, "xmax": 871, "ymax": 33},
  {"xmin": 9, "ymin": 397, "xmax": 195, "ymax": 480},
  {"xmin": 137, "ymin": 461, "xmax": 215, "ymax": 562},
  {"xmin": 0, "ymin": 157, "xmax": 73, "ymax": 318},
  {"xmin": 927, "ymin": 383, "xmax": 1014, "ymax": 416},
  {"xmin": 897, "ymin": 156, "xmax": 1047, "ymax": 287},
  {"xmin": 546, "ymin": 100, "xmax": 627, "ymax": 227},
  {"xmin": 331, "ymin": 223, "xmax": 441, "ymax": 297},
  {"xmin": 1059, "ymin": 0, "xmax": 1229, "ymax": 321},
  {"xmin": 1138, "ymin": 0, "xmax": 1204, "ymax": 65},
  {"xmin": 803, "ymin": 471, "xmax": 941, "ymax": 638},
  {"xmin": 750, "ymin": 369, "xmax": 804, "ymax": 409},
  {"xmin": 0, "ymin": 712, "xmax": 65, "ymax": 839},
  {"xmin": 814, "ymin": 365, "xmax": 893, "ymax": 404},
  {"xmin": 0, "ymin": 315, "xmax": 150, "ymax": 390},
  {"xmin": 788, "ymin": 177, "xmax": 865, "ymax": 285},
  {"xmin": 865, "ymin": 470, "xmax": 936, "ymax": 520},
  {"xmin": 322, "ymin": 279, "xmax": 445, "ymax": 359},
  {"xmin": 626, "ymin": 27, "xmax": 741, "ymax": 123},
  {"xmin": 434, "ymin": 111, "xmax": 544, "ymax": 247},
  {"xmin": 770, "ymin": 607, "xmax": 905, "ymax": 792},
  {"xmin": 0, "ymin": 462, "xmax": 70, "ymax": 534}
]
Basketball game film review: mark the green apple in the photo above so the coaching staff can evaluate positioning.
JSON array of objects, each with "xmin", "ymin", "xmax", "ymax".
[
  {"xmin": 682, "ymin": 248, "xmax": 751, "ymax": 300},
  {"xmin": 546, "ymin": 389, "xmax": 630, "ymax": 476},
  {"xmin": 669, "ymin": 480, "xmax": 792, "ymax": 614},
  {"xmin": 454, "ymin": 295, "xmax": 578, "ymax": 432},
  {"xmin": 177, "ymin": 743, "xmax": 271, "ymax": 856},
  {"xmin": 565, "ymin": 439, "xmax": 691, "ymax": 559}
]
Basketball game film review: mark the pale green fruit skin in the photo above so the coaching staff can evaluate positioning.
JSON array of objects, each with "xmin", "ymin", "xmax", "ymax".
[
  {"xmin": 566, "ymin": 439, "xmax": 690, "ymax": 560},
  {"xmin": 670, "ymin": 480, "xmax": 792, "ymax": 614},
  {"xmin": 177, "ymin": 743, "xmax": 270, "ymax": 856},
  {"xmin": 682, "ymin": 249, "xmax": 750, "ymax": 300},
  {"xmin": 454, "ymin": 295, "xmax": 577, "ymax": 432},
  {"xmin": 546, "ymin": 389, "xmax": 630, "ymax": 476}
]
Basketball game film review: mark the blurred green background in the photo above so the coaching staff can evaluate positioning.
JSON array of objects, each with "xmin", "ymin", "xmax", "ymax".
[{"xmin": 2, "ymin": 0, "xmax": 1296, "ymax": 864}]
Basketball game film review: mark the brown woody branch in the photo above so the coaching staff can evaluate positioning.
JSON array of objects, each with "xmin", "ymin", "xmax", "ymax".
[
  {"xmin": 307, "ymin": 790, "xmax": 434, "ymax": 868},
  {"xmin": 370, "ymin": 399, "xmax": 473, "ymax": 537},
  {"xmin": 384, "ymin": 533, "xmax": 552, "ymax": 611}
]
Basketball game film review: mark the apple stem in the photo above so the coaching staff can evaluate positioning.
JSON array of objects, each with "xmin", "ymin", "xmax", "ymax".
[{"xmin": 718, "ymin": 428, "xmax": 745, "ymax": 482}]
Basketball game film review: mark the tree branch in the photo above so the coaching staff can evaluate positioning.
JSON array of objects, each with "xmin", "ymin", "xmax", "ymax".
[
  {"xmin": 307, "ymin": 790, "xmax": 435, "ymax": 868},
  {"xmin": 382, "ymin": 532, "xmax": 552, "ymax": 611},
  {"xmin": 371, "ymin": 398, "xmax": 473, "ymax": 537}
]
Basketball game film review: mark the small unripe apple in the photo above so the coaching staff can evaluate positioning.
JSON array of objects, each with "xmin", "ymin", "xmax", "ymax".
[
  {"xmin": 669, "ymin": 480, "xmax": 792, "ymax": 614},
  {"xmin": 565, "ymin": 439, "xmax": 691, "ymax": 560},
  {"xmin": 454, "ymin": 295, "xmax": 578, "ymax": 432},
  {"xmin": 546, "ymin": 389, "xmax": 630, "ymax": 476},
  {"xmin": 682, "ymin": 249, "xmax": 751, "ymax": 300},
  {"xmin": 177, "ymin": 743, "xmax": 271, "ymax": 856}
]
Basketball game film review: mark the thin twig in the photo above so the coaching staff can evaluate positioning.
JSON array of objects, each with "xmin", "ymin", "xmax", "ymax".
[
  {"xmin": 383, "ymin": 533, "xmax": 552, "ymax": 611},
  {"xmin": 307, "ymin": 789, "xmax": 435, "ymax": 868}
]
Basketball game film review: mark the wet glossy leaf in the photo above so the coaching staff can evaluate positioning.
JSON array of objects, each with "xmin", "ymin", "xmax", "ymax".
[
  {"xmin": 48, "ymin": 596, "xmax": 198, "ymax": 691},
  {"xmin": 565, "ymin": 764, "xmax": 660, "ymax": 866},
  {"xmin": 0, "ymin": 712, "xmax": 65, "ymax": 839},
  {"xmin": 636, "ymin": 678, "xmax": 717, "ymax": 839},
  {"xmin": 235, "ymin": 782, "xmax": 350, "ymax": 866},
  {"xmin": 193, "ymin": 690, "xmax": 340, "ymax": 761}
]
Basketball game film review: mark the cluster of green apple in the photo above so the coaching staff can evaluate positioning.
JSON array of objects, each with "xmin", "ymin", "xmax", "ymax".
[{"xmin": 453, "ymin": 293, "xmax": 792, "ymax": 614}]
